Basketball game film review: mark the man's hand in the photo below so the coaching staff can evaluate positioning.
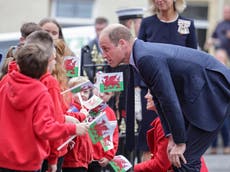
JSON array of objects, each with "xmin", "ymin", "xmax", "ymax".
[
  {"xmin": 167, "ymin": 135, "xmax": 187, "ymax": 168},
  {"xmin": 98, "ymin": 157, "xmax": 109, "ymax": 167},
  {"xmin": 76, "ymin": 122, "xmax": 89, "ymax": 136}
]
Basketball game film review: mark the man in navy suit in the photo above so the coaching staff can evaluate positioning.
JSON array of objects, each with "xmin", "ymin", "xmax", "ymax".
[{"xmin": 99, "ymin": 24, "xmax": 230, "ymax": 172}]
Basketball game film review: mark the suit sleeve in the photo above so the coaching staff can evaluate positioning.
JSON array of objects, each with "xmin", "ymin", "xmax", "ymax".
[
  {"xmin": 137, "ymin": 55, "xmax": 187, "ymax": 144},
  {"xmin": 152, "ymin": 96, "xmax": 171, "ymax": 136}
]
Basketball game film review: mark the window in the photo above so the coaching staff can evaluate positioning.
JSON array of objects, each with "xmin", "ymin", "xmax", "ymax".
[
  {"xmin": 51, "ymin": 0, "xmax": 94, "ymax": 26},
  {"xmin": 181, "ymin": 2, "xmax": 209, "ymax": 49},
  {"xmin": 182, "ymin": 4, "xmax": 208, "ymax": 21},
  {"xmin": 54, "ymin": 0, "xmax": 93, "ymax": 18}
]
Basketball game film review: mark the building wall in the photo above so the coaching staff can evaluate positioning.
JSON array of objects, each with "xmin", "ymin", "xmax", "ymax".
[
  {"xmin": 93, "ymin": 0, "xmax": 149, "ymax": 24},
  {"xmin": 0, "ymin": 0, "xmax": 229, "ymax": 41},
  {"xmin": 0, "ymin": 0, "xmax": 49, "ymax": 33}
]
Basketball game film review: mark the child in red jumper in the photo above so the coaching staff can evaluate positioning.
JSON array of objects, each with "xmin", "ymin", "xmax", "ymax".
[
  {"xmin": 62, "ymin": 76, "xmax": 94, "ymax": 172},
  {"xmin": 0, "ymin": 44, "xmax": 88, "ymax": 172},
  {"xmin": 134, "ymin": 90, "xmax": 208, "ymax": 172},
  {"xmin": 87, "ymin": 88, "xmax": 119, "ymax": 172},
  {"xmin": 25, "ymin": 30, "xmax": 87, "ymax": 172}
]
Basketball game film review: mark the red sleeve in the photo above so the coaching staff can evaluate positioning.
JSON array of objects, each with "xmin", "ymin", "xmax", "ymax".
[
  {"xmin": 134, "ymin": 118, "xmax": 171, "ymax": 172},
  {"xmin": 33, "ymin": 93, "xmax": 76, "ymax": 140},
  {"xmin": 65, "ymin": 111, "xmax": 87, "ymax": 122},
  {"xmin": 104, "ymin": 107, "xmax": 119, "ymax": 161},
  {"xmin": 47, "ymin": 86, "xmax": 65, "ymax": 123},
  {"xmin": 33, "ymin": 95, "xmax": 75, "ymax": 165},
  {"xmin": 200, "ymin": 156, "xmax": 208, "ymax": 172}
]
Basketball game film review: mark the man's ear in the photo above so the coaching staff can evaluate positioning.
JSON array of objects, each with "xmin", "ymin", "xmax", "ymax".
[{"xmin": 118, "ymin": 39, "xmax": 127, "ymax": 48}]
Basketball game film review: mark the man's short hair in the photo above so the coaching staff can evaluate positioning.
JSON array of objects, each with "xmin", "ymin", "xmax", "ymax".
[
  {"xmin": 106, "ymin": 24, "xmax": 133, "ymax": 46},
  {"xmin": 16, "ymin": 44, "xmax": 49, "ymax": 79},
  {"xmin": 26, "ymin": 30, "xmax": 54, "ymax": 58},
  {"xmin": 20, "ymin": 22, "xmax": 42, "ymax": 38},
  {"xmin": 95, "ymin": 17, "xmax": 108, "ymax": 25}
]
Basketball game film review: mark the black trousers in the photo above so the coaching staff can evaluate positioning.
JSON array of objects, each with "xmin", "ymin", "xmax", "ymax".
[
  {"xmin": 173, "ymin": 104, "xmax": 230, "ymax": 172},
  {"xmin": 87, "ymin": 161, "xmax": 102, "ymax": 172},
  {"xmin": 62, "ymin": 167, "xmax": 87, "ymax": 172},
  {"xmin": 40, "ymin": 156, "xmax": 64, "ymax": 172},
  {"xmin": 0, "ymin": 168, "xmax": 38, "ymax": 172}
]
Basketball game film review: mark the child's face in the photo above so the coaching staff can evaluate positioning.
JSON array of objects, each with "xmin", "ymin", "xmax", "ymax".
[
  {"xmin": 144, "ymin": 90, "xmax": 155, "ymax": 111},
  {"xmin": 73, "ymin": 89, "xmax": 91, "ymax": 103},
  {"xmin": 99, "ymin": 92, "xmax": 113, "ymax": 103},
  {"xmin": 93, "ymin": 88, "xmax": 113, "ymax": 103},
  {"xmin": 47, "ymin": 48, "xmax": 57, "ymax": 72}
]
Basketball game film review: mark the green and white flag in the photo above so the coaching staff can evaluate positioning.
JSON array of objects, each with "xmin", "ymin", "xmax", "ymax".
[
  {"xmin": 83, "ymin": 95, "xmax": 104, "ymax": 111},
  {"xmin": 61, "ymin": 80, "xmax": 93, "ymax": 95},
  {"xmin": 88, "ymin": 112, "xmax": 115, "ymax": 144},
  {"xmin": 95, "ymin": 72, "xmax": 124, "ymax": 92},
  {"xmin": 109, "ymin": 155, "xmax": 132, "ymax": 172},
  {"xmin": 100, "ymin": 120, "xmax": 117, "ymax": 151},
  {"xmin": 64, "ymin": 56, "xmax": 81, "ymax": 78}
]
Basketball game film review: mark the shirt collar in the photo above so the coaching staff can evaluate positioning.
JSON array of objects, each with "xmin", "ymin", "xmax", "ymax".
[{"xmin": 129, "ymin": 38, "xmax": 139, "ymax": 72}]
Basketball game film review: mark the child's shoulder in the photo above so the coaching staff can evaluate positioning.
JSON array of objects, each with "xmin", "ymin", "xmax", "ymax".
[{"xmin": 104, "ymin": 106, "xmax": 116, "ymax": 120}]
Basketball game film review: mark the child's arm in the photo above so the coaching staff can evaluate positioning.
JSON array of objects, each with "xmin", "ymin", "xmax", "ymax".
[{"xmin": 65, "ymin": 111, "xmax": 87, "ymax": 122}]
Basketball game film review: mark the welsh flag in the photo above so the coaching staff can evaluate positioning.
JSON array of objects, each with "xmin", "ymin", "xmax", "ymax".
[
  {"xmin": 109, "ymin": 155, "xmax": 132, "ymax": 172},
  {"xmin": 88, "ymin": 112, "xmax": 113, "ymax": 144},
  {"xmin": 89, "ymin": 102, "xmax": 107, "ymax": 117},
  {"xmin": 64, "ymin": 56, "xmax": 81, "ymax": 77},
  {"xmin": 61, "ymin": 80, "xmax": 93, "ymax": 95},
  {"xmin": 100, "ymin": 120, "xmax": 117, "ymax": 151},
  {"xmin": 95, "ymin": 72, "xmax": 124, "ymax": 92},
  {"xmin": 83, "ymin": 95, "xmax": 104, "ymax": 111}
]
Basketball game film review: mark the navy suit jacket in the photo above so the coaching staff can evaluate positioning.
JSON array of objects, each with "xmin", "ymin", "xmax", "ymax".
[{"xmin": 132, "ymin": 39, "xmax": 230, "ymax": 143}]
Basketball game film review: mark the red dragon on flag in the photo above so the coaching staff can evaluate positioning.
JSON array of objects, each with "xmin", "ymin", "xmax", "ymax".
[{"xmin": 102, "ymin": 75, "xmax": 120, "ymax": 90}]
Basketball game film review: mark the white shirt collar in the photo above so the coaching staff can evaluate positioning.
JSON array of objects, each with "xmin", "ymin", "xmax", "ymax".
[{"xmin": 129, "ymin": 38, "xmax": 139, "ymax": 72}]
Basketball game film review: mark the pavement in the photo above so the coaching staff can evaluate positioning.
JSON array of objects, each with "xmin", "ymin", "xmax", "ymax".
[
  {"xmin": 204, "ymin": 154, "xmax": 230, "ymax": 172},
  {"xmin": 204, "ymin": 147, "xmax": 230, "ymax": 172}
]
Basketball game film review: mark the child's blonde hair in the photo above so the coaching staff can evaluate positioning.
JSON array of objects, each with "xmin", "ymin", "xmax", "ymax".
[{"xmin": 68, "ymin": 76, "xmax": 90, "ymax": 88}]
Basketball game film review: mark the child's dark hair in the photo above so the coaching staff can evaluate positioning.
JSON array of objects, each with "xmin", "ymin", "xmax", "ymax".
[
  {"xmin": 26, "ymin": 30, "xmax": 54, "ymax": 58},
  {"xmin": 20, "ymin": 22, "xmax": 42, "ymax": 38},
  {"xmin": 16, "ymin": 44, "xmax": 49, "ymax": 79}
]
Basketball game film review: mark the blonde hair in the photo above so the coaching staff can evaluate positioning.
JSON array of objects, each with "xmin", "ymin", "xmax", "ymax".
[
  {"xmin": 150, "ymin": 0, "xmax": 186, "ymax": 14},
  {"xmin": 54, "ymin": 39, "xmax": 75, "ymax": 57},
  {"xmin": 52, "ymin": 39, "xmax": 74, "ymax": 107},
  {"xmin": 68, "ymin": 76, "xmax": 90, "ymax": 88}
]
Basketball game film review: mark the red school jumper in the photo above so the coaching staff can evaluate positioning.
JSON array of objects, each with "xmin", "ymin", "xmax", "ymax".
[
  {"xmin": 134, "ymin": 117, "xmax": 208, "ymax": 172},
  {"xmin": 40, "ymin": 72, "xmax": 69, "ymax": 165},
  {"xmin": 62, "ymin": 101, "xmax": 93, "ymax": 169},
  {"xmin": 0, "ymin": 71, "xmax": 76, "ymax": 171}
]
